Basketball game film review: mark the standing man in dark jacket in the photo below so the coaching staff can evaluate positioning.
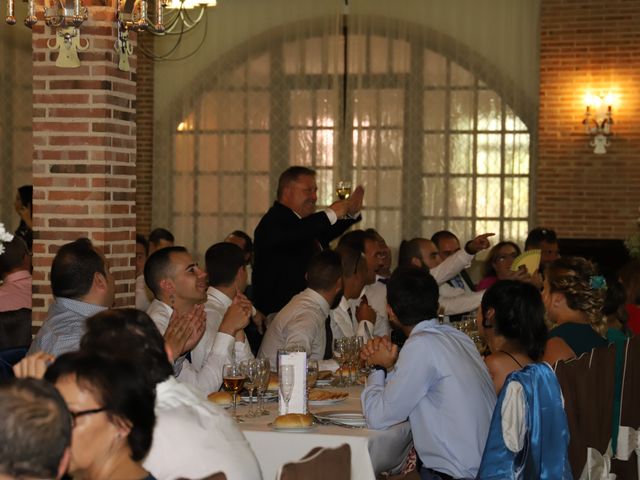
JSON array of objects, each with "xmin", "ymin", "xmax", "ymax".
[{"xmin": 253, "ymin": 166, "xmax": 364, "ymax": 315}]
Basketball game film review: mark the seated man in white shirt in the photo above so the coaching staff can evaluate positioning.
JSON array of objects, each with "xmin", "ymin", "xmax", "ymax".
[
  {"xmin": 258, "ymin": 250, "xmax": 343, "ymax": 366},
  {"xmin": 195, "ymin": 242, "xmax": 255, "ymax": 370},
  {"xmin": 361, "ymin": 267, "xmax": 496, "ymax": 480},
  {"xmin": 145, "ymin": 246, "xmax": 252, "ymax": 394},
  {"xmin": 330, "ymin": 244, "xmax": 376, "ymax": 341},
  {"xmin": 81, "ymin": 309, "xmax": 262, "ymax": 480},
  {"xmin": 398, "ymin": 237, "xmax": 484, "ymax": 319}
]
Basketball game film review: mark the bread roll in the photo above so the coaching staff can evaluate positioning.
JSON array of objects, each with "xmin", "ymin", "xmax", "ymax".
[
  {"xmin": 207, "ymin": 391, "xmax": 233, "ymax": 405},
  {"xmin": 273, "ymin": 413, "xmax": 313, "ymax": 428},
  {"xmin": 268, "ymin": 373, "xmax": 279, "ymax": 390}
]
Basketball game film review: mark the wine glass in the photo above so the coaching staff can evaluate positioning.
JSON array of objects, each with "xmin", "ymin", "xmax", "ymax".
[
  {"xmin": 241, "ymin": 360, "xmax": 259, "ymax": 417},
  {"xmin": 255, "ymin": 358, "xmax": 271, "ymax": 416},
  {"xmin": 279, "ymin": 364, "xmax": 295, "ymax": 415},
  {"xmin": 336, "ymin": 180, "xmax": 352, "ymax": 200},
  {"xmin": 223, "ymin": 363, "xmax": 245, "ymax": 420},
  {"xmin": 306, "ymin": 359, "xmax": 319, "ymax": 408}
]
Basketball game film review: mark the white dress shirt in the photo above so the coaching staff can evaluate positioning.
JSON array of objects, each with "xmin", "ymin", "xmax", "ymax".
[
  {"xmin": 146, "ymin": 299, "xmax": 238, "ymax": 395},
  {"xmin": 363, "ymin": 281, "xmax": 390, "ymax": 337},
  {"xmin": 362, "ymin": 319, "xmax": 496, "ymax": 479},
  {"xmin": 330, "ymin": 296, "xmax": 373, "ymax": 340},
  {"xmin": 430, "ymin": 249, "xmax": 474, "ymax": 285},
  {"xmin": 144, "ymin": 376, "xmax": 262, "ymax": 480},
  {"xmin": 438, "ymin": 284, "xmax": 484, "ymax": 316},
  {"xmin": 192, "ymin": 286, "xmax": 254, "ymax": 370},
  {"xmin": 258, "ymin": 288, "xmax": 330, "ymax": 366},
  {"xmin": 135, "ymin": 274, "xmax": 151, "ymax": 311}
]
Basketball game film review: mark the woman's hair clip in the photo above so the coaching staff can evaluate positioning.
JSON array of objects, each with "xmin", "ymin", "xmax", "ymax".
[
  {"xmin": 0, "ymin": 223, "xmax": 15, "ymax": 256},
  {"xmin": 589, "ymin": 275, "xmax": 607, "ymax": 290}
]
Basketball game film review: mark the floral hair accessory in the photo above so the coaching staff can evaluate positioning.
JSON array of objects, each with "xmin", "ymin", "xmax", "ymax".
[
  {"xmin": 0, "ymin": 223, "xmax": 15, "ymax": 256},
  {"xmin": 589, "ymin": 275, "xmax": 607, "ymax": 290}
]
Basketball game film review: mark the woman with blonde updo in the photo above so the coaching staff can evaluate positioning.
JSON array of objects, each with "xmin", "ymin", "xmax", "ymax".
[{"xmin": 542, "ymin": 257, "xmax": 608, "ymax": 365}]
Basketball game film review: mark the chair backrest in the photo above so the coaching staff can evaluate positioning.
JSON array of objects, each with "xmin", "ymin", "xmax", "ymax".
[
  {"xmin": 277, "ymin": 443, "xmax": 351, "ymax": 480},
  {"xmin": 0, "ymin": 346, "xmax": 29, "ymax": 380},
  {"xmin": 176, "ymin": 473, "xmax": 227, "ymax": 480},
  {"xmin": 0, "ymin": 308, "xmax": 32, "ymax": 350}
]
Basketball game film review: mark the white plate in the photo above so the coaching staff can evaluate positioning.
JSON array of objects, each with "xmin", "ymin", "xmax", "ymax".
[
  {"xmin": 308, "ymin": 397, "xmax": 347, "ymax": 406},
  {"xmin": 315, "ymin": 410, "xmax": 367, "ymax": 427},
  {"xmin": 268, "ymin": 423, "xmax": 316, "ymax": 433},
  {"xmin": 241, "ymin": 391, "xmax": 278, "ymax": 402},
  {"xmin": 316, "ymin": 378, "xmax": 333, "ymax": 386}
]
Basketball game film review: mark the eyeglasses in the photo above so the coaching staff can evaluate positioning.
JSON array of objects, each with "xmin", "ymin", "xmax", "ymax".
[
  {"xmin": 495, "ymin": 252, "xmax": 519, "ymax": 262},
  {"xmin": 69, "ymin": 407, "xmax": 106, "ymax": 426}
]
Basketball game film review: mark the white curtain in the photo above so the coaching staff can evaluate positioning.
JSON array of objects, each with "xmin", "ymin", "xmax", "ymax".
[{"xmin": 153, "ymin": 0, "xmax": 540, "ymax": 260}]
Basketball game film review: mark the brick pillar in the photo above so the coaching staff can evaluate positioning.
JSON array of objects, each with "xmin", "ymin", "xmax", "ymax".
[
  {"xmin": 136, "ymin": 33, "xmax": 154, "ymax": 235},
  {"xmin": 32, "ymin": 3, "xmax": 137, "ymax": 324}
]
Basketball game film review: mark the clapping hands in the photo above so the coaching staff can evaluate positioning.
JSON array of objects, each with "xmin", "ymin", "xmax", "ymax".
[{"xmin": 164, "ymin": 303, "xmax": 206, "ymax": 362}]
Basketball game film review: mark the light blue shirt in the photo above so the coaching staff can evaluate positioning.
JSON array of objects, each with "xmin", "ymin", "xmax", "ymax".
[
  {"xmin": 362, "ymin": 319, "xmax": 496, "ymax": 479},
  {"xmin": 28, "ymin": 297, "xmax": 107, "ymax": 357}
]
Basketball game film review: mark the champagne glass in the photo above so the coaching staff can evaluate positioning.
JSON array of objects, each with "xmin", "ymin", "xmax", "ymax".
[
  {"xmin": 241, "ymin": 360, "xmax": 259, "ymax": 417},
  {"xmin": 306, "ymin": 359, "xmax": 319, "ymax": 410},
  {"xmin": 354, "ymin": 335, "xmax": 367, "ymax": 376},
  {"xmin": 223, "ymin": 363, "xmax": 245, "ymax": 420},
  {"xmin": 336, "ymin": 180, "xmax": 352, "ymax": 200},
  {"xmin": 279, "ymin": 364, "xmax": 295, "ymax": 415},
  {"xmin": 332, "ymin": 338, "xmax": 346, "ymax": 386}
]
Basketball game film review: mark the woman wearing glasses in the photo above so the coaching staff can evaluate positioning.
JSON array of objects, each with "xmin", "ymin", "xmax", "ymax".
[
  {"xmin": 45, "ymin": 352, "xmax": 157, "ymax": 480},
  {"xmin": 476, "ymin": 241, "xmax": 523, "ymax": 292}
]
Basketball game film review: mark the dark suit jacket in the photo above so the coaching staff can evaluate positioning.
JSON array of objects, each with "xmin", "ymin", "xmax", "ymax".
[{"xmin": 252, "ymin": 201, "xmax": 359, "ymax": 315}]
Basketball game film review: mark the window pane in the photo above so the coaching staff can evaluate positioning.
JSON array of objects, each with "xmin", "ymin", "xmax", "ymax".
[
  {"xmin": 505, "ymin": 106, "xmax": 528, "ymax": 131},
  {"xmin": 475, "ymin": 219, "xmax": 501, "ymax": 238},
  {"xmin": 283, "ymin": 40, "xmax": 302, "ymax": 75},
  {"xmin": 221, "ymin": 175, "xmax": 244, "ymax": 214},
  {"xmin": 290, "ymin": 90, "xmax": 313, "ymax": 127},
  {"xmin": 175, "ymin": 175, "xmax": 195, "ymax": 214},
  {"xmin": 392, "ymin": 39, "xmax": 410, "ymax": 74},
  {"xmin": 219, "ymin": 92, "xmax": 245, "ymax": 130},
  {"xmin": 197, "ymin": 216, "xmax": 219, "ymax": 257},
  {"xmin": 379, "ymin": 130, "xmax": 403, "ymax": 167},
  {"xmin": 422, "ymin": 219, "xmax": 444, "ymax": 238},
  {"xmin": 175, "ymin": 134, "xmax": 194, "ymax": 172},
  {"xmin": 305, "ymin": 38, "xmax": 323, "ymax": 74},
  {"xmin": 359, "ymin": 169, "xmax": 378, "ymax": 207},
  {"xmin": 450, "ymin": 134, "xmax": 473, "ymax": 174},
  {"xmin": 248, "ymin": 134, "xmax": 269, "ymax": 172},
  {"xmin": 379, "ymin": 210, "xmax": 402, "ymax": 247},
  {"xmin": 200, "ymin": 92, "xmax": 218, "ymax": 130},
  {"xmin": 423, "ymin": 91, "xmax": 445, "ymax": 131},
  {"xmin": 348, "ymin": 34, "xmax": 367, "ymax": 74},
  {"xmin": 316, "ymin": 89, "xmax": 337, "ymax": 127},
  {"xmin": 199, "ymin": 135, "xmax": 219, "ymax": 172},
  {"xmin": 503, "ymin": 221, "xmax": 529, "ymax": 243},
  {"xmin": 173, "ymin": 215, "xmax": 194, "ymax": 247},
  {"xmin": 380, "ymin": 89, "xmax": 404, "ymax": 126},
  {"xmin": 315, "ymin": 128, "xmax": 335, "ymax": 167},
  {"xmin": 477, "ymin": 134, "xmax": 501, "ymax": 174},
  {"xmin": 476, "ymin": 177, "xmax": 501, "ymax": 217},
  {"xmin": 352, "ymin": 129, "xmax": 377, "ymax": 168},
  {"xmin": 289, "ymin": 130, "xmax": 313, "ymax": 166},
  {"xmin": 370, "ymin": 36, "xmax": 389, "ymax": 74},
  {"xmin": 450, "ymin": 91, "xmax": 474, "ymax": 130},
  {"xmin": 504, "ymin": 177, "xmax": 529, "ymax": 218},
  {"xmin": 422, "ymin": 176, "xmax": 445, "ymax": 217},
  {"xmin": 449, "ymin": 220, "xmax": 473, "ymax": 242},
  {"xmin": 248, "ymin": 53, "xmax": 270, "ymax": 87},
  {"xmin": 247, "ymin": 174, "xmax": 269, "ymax": 214},
  {"xmin": 221, "ymin": 217, "xmax": 244, "ymax": 242},
  {"xmin": 379, "ymin": 170, "xmax": 402, "ymax": 207},
  {"xmin": 448, "ymin": 177, "xmax": 473, "ymax": 217},
  {"xmin": 353, "ymin": 90, "xmax": 377, "ymax": 127},
  {"xmin": 197, "ymin": 175, "xmax": 218, "ymax": 213},
  {"xmin": 423, "ymin": 134, "xmax": 445, "ymax": 174},
  {"xmin": 220, "ymin": 135, "xmax": 245, "ymax": 172},
  {"xmin": 504, "ymin": 133, "xmax": 530, "ymax": 175},
  {"xmin": 315, "ymin": 169, "xmax": 333, "ymax": 207},
  {"xmin": 424, "ymin": 50, "xmax": 447, "ymax": 86},
  {"xmin": 477, "ymin": 90, "xmax": 502, "ymax": 131},
  {"xmin": 450, "ymin": 63, "xmax": 474, "ymax": 86},
  {"xmin": 248, "ymin": 92, "xmax": 270, "ymax": 130}
]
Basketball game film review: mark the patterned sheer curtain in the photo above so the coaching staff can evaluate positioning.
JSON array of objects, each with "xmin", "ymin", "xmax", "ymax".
[
  {"xmin": 0, "ymin": 10, "xmax": 32, "ymax": 231},
  {"xmin": 153, "ymin": 0, "xmax": 539, "ymax": 259}
]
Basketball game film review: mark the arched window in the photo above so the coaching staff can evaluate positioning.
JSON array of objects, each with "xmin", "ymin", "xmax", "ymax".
[{"xmin": 169, "ymin": 20, "xmax": 531, "ymax": 256}]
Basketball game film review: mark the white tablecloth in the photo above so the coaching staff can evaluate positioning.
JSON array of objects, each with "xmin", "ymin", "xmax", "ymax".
[{"xmin": 238, "ymin": 385, "xmax": 413, "ymax": 480}]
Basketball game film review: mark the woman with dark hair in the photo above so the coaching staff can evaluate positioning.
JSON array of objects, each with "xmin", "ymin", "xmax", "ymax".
[
  {"xmin": 476, "ymin": 241, "xmax": 522, "ymax": 291},
  {"xmin": 479, "ymin": 280, "xmax": 548, "ymax": 393},
  {"xmin": 45, "ymin": 352, "xmax": 157, "ymax": 480},
  {"xmin": 542, "ymin": 257, "xmax": 608, "ymax": 365},
  {"xmin": 477, "ymin": 280, "xmax": 572, "ymax": 479},
  {"xmin": 14, "ymin": 185, "xmax": 33, "ymax": 251}
]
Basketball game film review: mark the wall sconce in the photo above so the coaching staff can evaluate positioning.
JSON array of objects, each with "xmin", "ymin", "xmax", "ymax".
[
  {"xmin": 583, "ymin": 92, "xmax": 614, "ymax": 154},
  {"xmin": 5, "ymin": 0, "xmax": 89, "ymax": 68}
]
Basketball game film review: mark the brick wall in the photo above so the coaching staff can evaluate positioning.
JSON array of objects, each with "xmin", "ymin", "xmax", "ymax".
[
  {"xmin": 32, "ymin": 2, "xmax": 137, "ymax": 323},
  {"xmin": 538, "ymin": 0, "xmax": 640, "ymax": 239},
  {"xmin": 136, "ymin": 33, "xmax": 154, "ymax": 236}
]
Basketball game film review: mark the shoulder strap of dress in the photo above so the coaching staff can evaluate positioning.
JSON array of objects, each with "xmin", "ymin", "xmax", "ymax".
[{"xmin": 499, "ymin": 350, "xmax": 524, "ymax": 368}]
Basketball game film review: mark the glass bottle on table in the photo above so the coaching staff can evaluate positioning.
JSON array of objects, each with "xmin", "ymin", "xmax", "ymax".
[{"xmin": 223, "ymin": 363, "xmax": 245, "ymax": 421}]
